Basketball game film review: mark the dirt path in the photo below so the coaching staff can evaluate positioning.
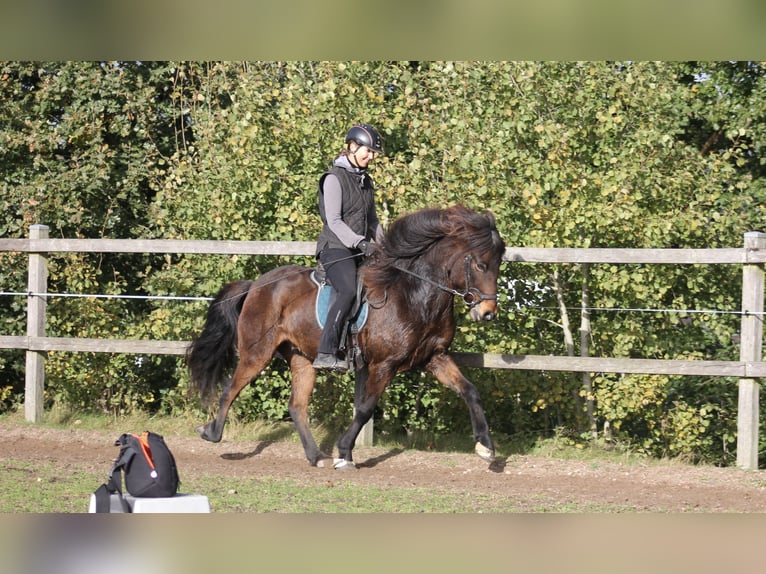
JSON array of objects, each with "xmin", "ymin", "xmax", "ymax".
[{"xmin": 2, "ymin": 422, "xmax": 766, "ymax": 512}]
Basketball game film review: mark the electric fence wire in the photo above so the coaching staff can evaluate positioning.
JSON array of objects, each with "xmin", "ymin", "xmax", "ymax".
[
  {"xmin": 537, "ymin": 306, "xmax": 764, "ymax": 316},
  {"xmin": 0, "ymin": 290, "xmax": 763, "ymax": 315},
  {"xmin": 0, "ymin": 291, "xmax": 213, "ymax": 302}
]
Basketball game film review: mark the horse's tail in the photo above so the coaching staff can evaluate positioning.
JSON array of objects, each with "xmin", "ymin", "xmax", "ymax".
[{"xmin": 186, "ymin": 280, "xmax": 253, "ymax": 407}]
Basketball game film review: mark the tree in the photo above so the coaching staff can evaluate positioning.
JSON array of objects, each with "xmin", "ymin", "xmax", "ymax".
[{"xmin": 0, "ymin": 61, "xmax": 179, "ymax": 411}]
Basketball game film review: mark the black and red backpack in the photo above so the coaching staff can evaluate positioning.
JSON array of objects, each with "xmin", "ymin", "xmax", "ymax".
[{"xmin": 94, "ymin": 431, "xmax": 180, "ymax": 512}]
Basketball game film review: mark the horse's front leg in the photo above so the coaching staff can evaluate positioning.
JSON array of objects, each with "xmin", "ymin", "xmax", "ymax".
[
  {"xmin": 427, "ymin": 352, "xmax": 495, "ymax": 462},
  {"xmin": 334, "ymin": 363, "xmax": 393, "ymax": 469}
]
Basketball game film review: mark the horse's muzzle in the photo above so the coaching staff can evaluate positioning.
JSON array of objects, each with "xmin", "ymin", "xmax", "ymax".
[{"xmin": 469, "ymin": 304, "xmax": 497, "ymax": 322}]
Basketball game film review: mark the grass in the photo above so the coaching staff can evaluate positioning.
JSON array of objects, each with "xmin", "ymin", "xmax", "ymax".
[
  {"xmin": 191, "ymin": 476, "xmax": 496, "ymax": 513},
  {"xmin": 1, "ymin": 460, "xmax": 101, "ymax": 513}
]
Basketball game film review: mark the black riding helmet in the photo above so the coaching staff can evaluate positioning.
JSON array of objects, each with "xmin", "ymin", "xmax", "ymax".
[{"xmin": 346, "ymin": 123, "xmax": 384, "ymax": 154}]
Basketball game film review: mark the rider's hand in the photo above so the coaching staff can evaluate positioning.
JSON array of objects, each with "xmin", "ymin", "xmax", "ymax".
[{"xmin": 357, "ymin": 240, "xmax": 377, "ymax": 257}]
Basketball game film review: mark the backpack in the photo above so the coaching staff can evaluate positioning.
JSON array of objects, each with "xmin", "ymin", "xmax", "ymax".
[{"xmin": 94, "ymin": 431, "xmax": 180, "ymax": 512}]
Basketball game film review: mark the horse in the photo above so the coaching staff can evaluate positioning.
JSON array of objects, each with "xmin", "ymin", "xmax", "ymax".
[{"xmin": 186, "ymin": 204, "xmax": 507, "ymax": 469}]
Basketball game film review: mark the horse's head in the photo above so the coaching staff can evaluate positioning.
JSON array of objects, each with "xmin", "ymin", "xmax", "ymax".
[
  {"xmin": 440, "ymin": 206, "xmax": 506, "ymax": 322},
  {"xmin": 368, "ymin": 205, "xmax": 506, "ymax": 320}
]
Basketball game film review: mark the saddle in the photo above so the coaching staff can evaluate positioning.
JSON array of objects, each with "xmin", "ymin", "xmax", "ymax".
[{"xmin": 310, "ymin": 264, "xmax": 369, "ymax": 338}]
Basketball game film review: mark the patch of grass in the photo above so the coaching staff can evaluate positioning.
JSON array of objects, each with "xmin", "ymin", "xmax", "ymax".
[
  {"xmin": 519, "ymin": 428, "xmax": 656, "ymax": 466},
  {"xmin": 189, "ymin": 476, "xmax": 470, "ymax": 513},
  {"xmin": 5, "ymin": 408, "xmax": 304, "ymax": 444},
  {"xmin": 1, "ymin": 460, "xmax": 102, "ymax": 513}
]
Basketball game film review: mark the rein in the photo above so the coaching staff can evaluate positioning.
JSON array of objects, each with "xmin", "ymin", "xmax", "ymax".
[
  {"xmin": 213, "ymin": 252, "xmax": 497, "ymax": 311},
  {"xmin": 392, "ymin": 254, "xmax": 497, "ymax": 308}
]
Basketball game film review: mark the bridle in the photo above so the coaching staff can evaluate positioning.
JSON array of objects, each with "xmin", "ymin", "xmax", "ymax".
[{"xmin": 392, "ymin": 254, "xmax": 498, "ymax": 309}]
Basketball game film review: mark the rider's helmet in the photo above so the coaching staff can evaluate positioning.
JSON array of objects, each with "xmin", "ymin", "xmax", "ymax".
[{"xmin": 345, "ymin": 123, "xmax": 384, "ymax": 154}]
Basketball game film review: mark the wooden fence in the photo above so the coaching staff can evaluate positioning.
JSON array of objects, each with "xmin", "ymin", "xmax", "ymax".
[{"xmin": 1, "ymin": 226, "xmax": 764, "ymax": 467}]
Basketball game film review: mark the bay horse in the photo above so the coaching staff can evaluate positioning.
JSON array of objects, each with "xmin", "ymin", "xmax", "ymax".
[{"xmin": 186, "ymin": 204, "xmax": 506, "ymax": 469}]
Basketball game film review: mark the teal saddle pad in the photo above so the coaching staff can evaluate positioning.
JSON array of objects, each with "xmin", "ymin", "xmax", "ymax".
[{"xmin": 310, "ymin": 271, "xmax": 369, "ymax": 332}]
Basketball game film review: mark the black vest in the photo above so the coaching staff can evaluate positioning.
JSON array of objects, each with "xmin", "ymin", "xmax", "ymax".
[{"xmin": 316, "ymin": 165, "xmax": 375, "ymax": 256}]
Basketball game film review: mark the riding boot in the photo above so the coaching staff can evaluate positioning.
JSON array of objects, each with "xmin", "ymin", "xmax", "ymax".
[{"xmin": 313, "ymin": 309, "xmax": 349, "ymax": 372}]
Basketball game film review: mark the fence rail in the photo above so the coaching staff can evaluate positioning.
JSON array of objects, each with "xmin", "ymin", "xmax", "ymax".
[
  {"xmin": 2, "ymin": 226, "xmax": 764, "ymax": 468},
  {"xmin": 2, "ymin": 337, "xmax": 766, "ymax": 378},
  {"xmin": 3, "ymin": 237, "xmax": 766, "ymax": 263}
]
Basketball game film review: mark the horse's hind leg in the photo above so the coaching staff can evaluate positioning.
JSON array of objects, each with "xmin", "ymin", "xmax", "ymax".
[
  {"xmin": 196, "ymin": 348, "xmax": 273, "ymax": 443},
  {"xmin": 196, "ymin": 377, "xmax": 233, "ymax": 442},
  {"xmin": 286, "ymin": 351, "xmax": 326, "ymax": 466}
]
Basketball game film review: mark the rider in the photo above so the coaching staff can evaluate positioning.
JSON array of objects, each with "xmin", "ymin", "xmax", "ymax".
[{"xmin": 313, "ymin": 123, "xmax": 385, "ymax": 371}]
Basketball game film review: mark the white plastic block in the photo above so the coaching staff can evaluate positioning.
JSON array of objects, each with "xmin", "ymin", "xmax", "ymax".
[
  {"xmin": 131, "ymin": 494, "xmax": 210, "ymax": 513},
  {"xmin": 89, "ymin": 493, "xmax": 211, "ymax": 513},
  {"xmin": 88, "ymin": 493, "xmax": 131, "ymax": 513}
]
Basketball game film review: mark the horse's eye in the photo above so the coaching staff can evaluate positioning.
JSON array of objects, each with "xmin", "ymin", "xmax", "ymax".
[{"xmin": 476, "ymin": 262, "xmax": 488, "ymax": 273}]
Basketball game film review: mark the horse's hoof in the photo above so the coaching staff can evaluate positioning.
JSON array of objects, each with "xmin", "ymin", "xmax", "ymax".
[
  {"xmin": 475, "ymin": 442, "xmax": 495, "ymax": 462},
  {"xmin": 333, "ymin": 458, "xmax": 356, "ymax": 471},
  {"xmin": 196, "ymin": 424, "xmax": 221, "ymax": 443}
]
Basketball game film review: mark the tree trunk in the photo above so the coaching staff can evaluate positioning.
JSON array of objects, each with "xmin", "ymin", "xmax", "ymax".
[
  {"xmin": 552, "ymin": 265, "xmax": 597, "ymax": 436},
  {"xmin": 552, "ymin": 268, "xmax": 575, "ymax": 355}
]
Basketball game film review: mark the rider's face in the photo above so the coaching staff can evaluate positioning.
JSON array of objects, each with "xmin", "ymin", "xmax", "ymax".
[{"xmin": 349, "ymin": 143, "xmax": 376, "ymax": 168}]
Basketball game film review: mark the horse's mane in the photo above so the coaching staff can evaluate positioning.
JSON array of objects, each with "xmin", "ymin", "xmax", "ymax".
[{"xmin": 364, "ymin": 204, "xmax": 505, "ymax": 294}]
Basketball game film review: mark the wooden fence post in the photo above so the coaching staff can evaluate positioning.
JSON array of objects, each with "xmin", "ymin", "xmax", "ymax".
[
  {"xmin": 737, "ymin": 231, "xmax": 766, "ymax": 470},
  {"xmin": 25, "ymin": 224, "xmax": 48, "ymax": 423}
]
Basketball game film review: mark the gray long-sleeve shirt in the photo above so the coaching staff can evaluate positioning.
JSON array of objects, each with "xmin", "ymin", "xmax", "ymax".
[{"xmin": 321, "ymin": 155, "xmax": 384, "ymax": 248}]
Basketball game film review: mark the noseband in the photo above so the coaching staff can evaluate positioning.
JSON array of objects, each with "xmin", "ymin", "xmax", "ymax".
[{"xmin": 393, "ymin": 254, "xmax": 497, "ymax": 309}]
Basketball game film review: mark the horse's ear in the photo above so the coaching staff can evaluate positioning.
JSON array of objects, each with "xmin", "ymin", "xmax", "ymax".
[{"xmin": 484, "ymin": 210, "xmax": 497, "ymax": 229}]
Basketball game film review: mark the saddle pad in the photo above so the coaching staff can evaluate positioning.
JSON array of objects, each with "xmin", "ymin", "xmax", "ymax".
[{"xmin": 310, "ymin": 271, "xmax": 369, "ymax": 332}]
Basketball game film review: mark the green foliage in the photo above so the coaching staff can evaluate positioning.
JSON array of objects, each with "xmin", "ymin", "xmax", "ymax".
[
  {"xmin": 594, "ymin": 373, "xmax": 738, "ymax": 465},
  {"xmin": 228, "ymin": 364, "xmax": 294, "ymax": 424},
  {"xmin": 308, "ymin": 371, "xmax": 356, "ymax": 433},
  {"xmin": 1, "ymin": 61, "xmax": 765, "ymax": 466}
]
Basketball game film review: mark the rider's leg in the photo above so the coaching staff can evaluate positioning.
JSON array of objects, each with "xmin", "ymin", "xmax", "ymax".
[{"xmin": 314, "ymin": 248, "xmax": 358, "ymax": 369}]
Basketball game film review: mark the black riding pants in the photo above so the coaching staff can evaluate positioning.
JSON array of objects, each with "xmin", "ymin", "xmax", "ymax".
[{"xmin": 317, "ymin": 248, "xmax": 359, "ymax": 355}]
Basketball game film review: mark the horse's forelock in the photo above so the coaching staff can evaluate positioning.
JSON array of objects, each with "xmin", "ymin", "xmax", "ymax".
[
  {"xmin": 483, "ymin": 209, "xmax": 498, "ymax": 231},
  {"xmin": 443, "ymin": 206, "xmax": 505, "ymax": 259}
]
